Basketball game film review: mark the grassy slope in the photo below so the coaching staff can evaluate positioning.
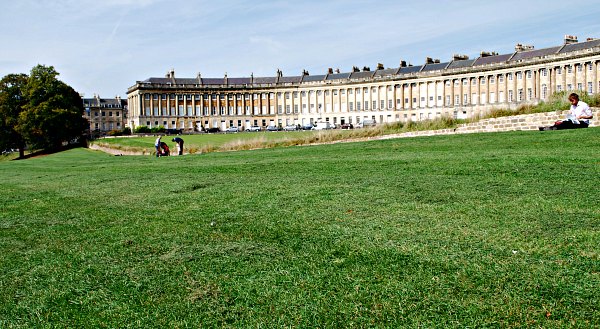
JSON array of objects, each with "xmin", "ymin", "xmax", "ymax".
[{"xmin": 1, "ymin": 128, "xmax": 599, "ymax": 328}]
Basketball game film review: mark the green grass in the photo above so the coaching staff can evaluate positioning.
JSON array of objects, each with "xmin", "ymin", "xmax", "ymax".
[
  {"xmin": 91, "ymin": 118, "xmax": 464, "ymax": 155},
  {"xmin": 1, "ymin": 128, "xmax": 600, "ymax": 328}
]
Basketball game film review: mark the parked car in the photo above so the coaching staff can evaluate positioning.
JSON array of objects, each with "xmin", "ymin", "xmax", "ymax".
[
  {"xmin": 225, "ymin": 126, "xmax": 239, "ymax": 133},
  {"xmin": 247, "ymin": 125, "xmax": 261, "ymax": 132},
  {"xmin": 283, "ymin": 125, "xmax": 297, "ymax": 131},
  {"xmin": 302, "ymin": 123, "xmax": 314, "ymax": 130},
  {"xmin": 314, "ymin": 121, "xmax": 334, "ymax": 130},
  {"xmin": 165, "ymin": 128, "xmax": 182, "ymax": 135},
  {"xmin": 266, "ymin": 125, "xmax": 280, "ymax": 132},
  {"xmin": 341, "ymin": 123, "xmax": 354, "ymax": 129},
  {"xmin": 361, "ymin": 119, "xmax": 376, "ymax": 127},
  {"xmin": 206, "ymin": 127, "xmax": 221, "ymax": 133}
]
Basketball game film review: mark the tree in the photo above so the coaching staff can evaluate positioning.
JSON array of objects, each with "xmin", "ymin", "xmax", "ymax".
[
  {"xmin": 17, "ymin": 65, "xmax": 88, "ymax": 151},
  {"xmin": 0, "ymin": 73, "xmax": 28, "ymax": 158}
]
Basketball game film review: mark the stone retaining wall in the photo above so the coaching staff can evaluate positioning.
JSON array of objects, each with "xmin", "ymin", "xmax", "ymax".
[
  {"xmin": 382, "ymin": 108, "xmax": 599, "ymax": 139},
  {"xmin": 455, "ymin": 108, "xmax": 600, "ymax": 133}
]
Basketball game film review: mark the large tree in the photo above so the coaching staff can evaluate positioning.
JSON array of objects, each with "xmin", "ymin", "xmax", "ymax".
[
  {"xmin": 0, "ymin": 73, "xmax": 28, "ymax": 158},
  {"xmin": 0, "ymin": 65, "xmax": 88, "ymax": 156}
]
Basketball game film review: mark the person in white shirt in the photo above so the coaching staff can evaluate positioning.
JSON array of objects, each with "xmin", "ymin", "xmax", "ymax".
[
  {"xmin": 154, "ymin": 135, "xmax": 162, "ymax": 157},
  {"xmin": 540, "ymin": 93, "xmax": 593, "ymax": 130}
]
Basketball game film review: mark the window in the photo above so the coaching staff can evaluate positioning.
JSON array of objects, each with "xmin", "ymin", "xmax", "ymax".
[
  {"xmin": 541, "ymin": 69, "xmax": 548, "ymax": 77},
  {"xmin": 508, "ymin": 90, "xmax": 514, "ymax": 102},
  {"xmin": 507, "ymin": 73, "xmax": 513, "ymax": 81},
  {"xmin": 567, "ymin": 65, "xmax": 572, "ymax": 74},
  {"xmin": 577, "ymin": 64, "xmax": 582, "ymax": 72},
  {"xmin": 517, "ymin": 89, "xmax": 523, "ymax": 101},
  {"xmin": 577, "ymin": 83, "xmax": 583, "ymax": 91},
  {"xmin": 349, "ymin": 102, "xmax": 354, "ymax": 111},
  {"xmin": 527, "ymin": 88, "xmax": 532, "ymax": 100},
  {"xmin": 556, "ymin": 67, "xmax": 562, "ymax": 75},
  {"xmin": 517, "ymin": 72, "xmax": 522, "ymax": 80},
  {"xmin": 588, "ymin": 82, "xmax": 593, "ymax": 94},
  {"xmin": 161, "ymin": 94, "xmax": 166, "ymax": 100},
  {"xmin": 481, "ymin": 77, "xmax": 486, "ymax": 84},
  {"xmin": 542, "ymin": 84, "xmax": 548, "ymax": 99},
  {"xmin": 499, "ymin": 75, "xmax": 504, "ymax": 83},
  {"xmin": 490, "ymin": 77, "xmax": 495, "ymax": 84},
  {"xmin": 364, "ymin": 101, "xmax": 368, "ymax": 110},
  {"xmin": 526, "ymin": 71, "xmax": 532, "ymax": 79}
]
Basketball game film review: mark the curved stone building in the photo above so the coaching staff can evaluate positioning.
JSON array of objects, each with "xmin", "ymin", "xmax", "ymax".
[{"xmin": 126, "ymin": 35, "xmax": 600, "ymax": 131}]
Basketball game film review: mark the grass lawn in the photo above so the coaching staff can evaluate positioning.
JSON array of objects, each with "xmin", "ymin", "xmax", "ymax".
[
  {"xmin": 1, "ymin": 128, "xmax": 599, "ymax": 327},
  {"xmin": 94, "ymin": 130, "xmax": 343, "ymax": 154}
]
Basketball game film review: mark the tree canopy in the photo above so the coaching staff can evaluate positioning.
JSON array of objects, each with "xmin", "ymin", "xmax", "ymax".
[
  {"xmin": 0, "ymin": 73, "xmax": 28, "ymax": 157},
  {"xmin": 0, "ymin": 65, "xmax": 87, "ymax": 157}
]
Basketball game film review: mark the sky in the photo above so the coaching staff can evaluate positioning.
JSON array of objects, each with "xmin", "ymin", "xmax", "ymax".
[{"xmin": 2, "ymin": 0, "xmax": 600, "ymax": 99}]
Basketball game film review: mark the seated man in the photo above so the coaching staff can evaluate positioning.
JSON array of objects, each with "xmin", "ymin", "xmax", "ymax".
[{"xmin": 540, "ymin": 93, "xmax": 593, "ymax": 130}]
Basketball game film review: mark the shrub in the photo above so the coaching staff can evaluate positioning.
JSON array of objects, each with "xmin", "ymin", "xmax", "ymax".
[
  {"xmin": 134, "ymin": 126, "xmax": 151, "ymax": 134},
  {"xmin": 107, "ymin": 130, "xmax": 120, "ymax": 137},
  {"xmin": 150, "ymin": 126, "xmax": 165, "ymax": 134},
  {"xmin": 122, "ymin": 127, "xmax": 132, "ymax": 135}
]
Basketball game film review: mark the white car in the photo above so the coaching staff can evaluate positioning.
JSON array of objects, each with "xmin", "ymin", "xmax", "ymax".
[
  {"xmin": 283, "ymin": 125, "xmax": 297, "ymax": 131},
  {"xmin": 247, "ymin": 126, "xmax": 261, "ymax": 132},
  {"xmin": 225, "ymin": 126, "xmax": 239, "ymax": 133}
]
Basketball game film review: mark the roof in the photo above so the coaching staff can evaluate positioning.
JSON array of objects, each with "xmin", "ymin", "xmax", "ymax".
[
  {"xmin": 421, "ymin": 62, "xmax": 450, "ymax": 72},
  {"xmin": 83, "ymin": 97, "xmax": 126, "ymax": 107},
  {"xmin": 302, "ymin": 74, "xmax": 326, "ymax": 82},
  {"xmin": 349, "ymin": 71, "xmax": 374, "ymax": 79},
  {"xmin": 560, "ymin": 38, "xmax": 600, "ymax": 53},
  {"xmin": 326, "ymin": 72, "xmax": 352, "ymax": 80},
  {"xmin": 227, "ymin": 77, "xmax": 252, "ymax": 85},
  {"xmin": 278, "ymin": 76, "xmax": 303, "ymax": 83},
  {"xmin": 447, "ymin": 59, "xmax": 476, "ymax": 69},
  {"xmin": 253, "ymin": 76, "xmax": 277, "ymax": 84},
  {"xmin": 473, "ymin": 53, "xmax": 513, "ymax": 66},
  {"xmin": 374, "ymin": 68, "xmax": 399, "ymax": 76},
  {"xmin": 511, "ymin": 46, "xmax": 561, "ymax": 61},
  {"xmin": 201, "ymin": 78, "xmax": 224, "ymax": 85},
  {"xmin": 399, "ymin": 65, "xmax": 422, "ymax": 74}
]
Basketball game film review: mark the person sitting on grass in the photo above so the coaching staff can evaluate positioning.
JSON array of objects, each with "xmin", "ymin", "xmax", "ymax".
[{"xmin": 540, "ymin": 93, "xmax": 593, "ymax": 130}]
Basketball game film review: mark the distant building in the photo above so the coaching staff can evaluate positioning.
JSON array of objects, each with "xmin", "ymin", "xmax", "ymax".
[
  {"xmin": 83, "ymin": 95, "xmax": 127, "ymax": 134},
  {"xmin": 126, "ymin": 35, "xmax": 600, "ymax": 131}
]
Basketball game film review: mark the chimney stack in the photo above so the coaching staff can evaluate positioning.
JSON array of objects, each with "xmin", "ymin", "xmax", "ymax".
[{"xmin": 564, "ymin": 35, "xmax": 578, "ymax": 44}]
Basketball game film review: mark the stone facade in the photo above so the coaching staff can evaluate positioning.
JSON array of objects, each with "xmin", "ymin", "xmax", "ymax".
[
  {"xmin": 126, "ymin": 36, "xmax": 600, "ymax": 132},
  {"xmin": 83, "ymin": 95, "xmax": 128, "ymax": 134}
]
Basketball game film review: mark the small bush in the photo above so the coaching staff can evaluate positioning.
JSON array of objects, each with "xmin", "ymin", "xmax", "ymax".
[
  {"xmin": 134, "ymin": 126, "xmax": 151, "ymax": 134},
  {"xmin": 150, "ymin": 126, "xmax": 165, "ymax": 134}
]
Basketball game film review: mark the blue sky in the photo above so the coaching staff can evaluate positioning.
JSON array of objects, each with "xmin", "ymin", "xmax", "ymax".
[{"xmin": 1, "ymin": 0, "xmax": 599, "ymax": 98}]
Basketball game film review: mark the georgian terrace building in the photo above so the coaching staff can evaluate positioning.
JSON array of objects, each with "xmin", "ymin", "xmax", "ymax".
[
  {"xmin": 83, "ymin": 95, "xmax": 127, "ymax": 134},
  {"xmin": 126, "ymin": 36, "xmax": 600, "ymax": 132}
]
